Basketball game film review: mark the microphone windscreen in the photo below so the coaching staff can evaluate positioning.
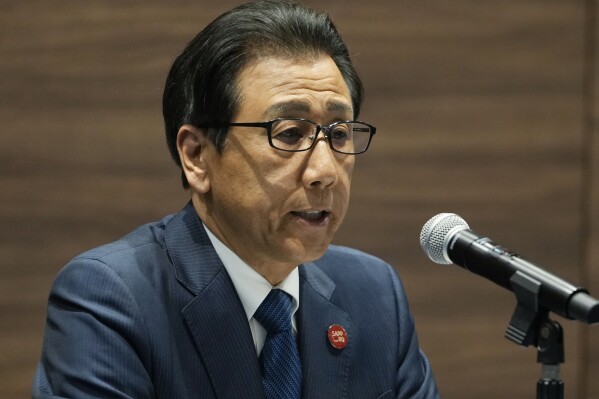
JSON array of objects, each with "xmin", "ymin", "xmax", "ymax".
[{"xmin": 420, "ymin": 213, "xmax": 469, "ymax": 264}]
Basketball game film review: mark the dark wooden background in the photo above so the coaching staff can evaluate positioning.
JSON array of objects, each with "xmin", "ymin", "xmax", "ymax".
[{"xmin": 1, "ymin": 1, "xmax": 597, "ymax": 398}]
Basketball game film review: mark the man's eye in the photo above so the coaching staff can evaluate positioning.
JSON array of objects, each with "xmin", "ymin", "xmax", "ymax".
[
  {"xmin": 331, "ymin": 126, "xmax": 350, "ymax": 141},
  {"xmin": 273, "ymin": 127, "xmax": 304, "ymax": 144}
]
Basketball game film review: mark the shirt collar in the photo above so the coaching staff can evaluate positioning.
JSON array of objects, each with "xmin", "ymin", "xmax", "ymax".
[{"xmin": 202, "ymin": 223, "xmax": 300, "ymax": 321}]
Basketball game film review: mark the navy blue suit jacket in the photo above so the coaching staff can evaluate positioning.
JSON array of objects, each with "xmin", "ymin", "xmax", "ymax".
[{"xmin": 33, "ymin": 203, "xmax": 439, "ymax": 398}]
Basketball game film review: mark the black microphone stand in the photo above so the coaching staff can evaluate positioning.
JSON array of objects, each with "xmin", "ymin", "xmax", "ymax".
[{"xmin": 504, "ymin": 271, "xmax": 565, "ymax": 399}]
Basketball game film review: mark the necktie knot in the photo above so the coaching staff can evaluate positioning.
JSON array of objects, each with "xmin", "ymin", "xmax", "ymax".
[{"xmin": 254, "ymin": 289, "xmax": 293, "ymax": 334}]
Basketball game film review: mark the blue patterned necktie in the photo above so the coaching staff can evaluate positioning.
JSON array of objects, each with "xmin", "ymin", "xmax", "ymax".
[{"xmin": 254, "ymin": 289, "xmax": 302, "ymax": 399}]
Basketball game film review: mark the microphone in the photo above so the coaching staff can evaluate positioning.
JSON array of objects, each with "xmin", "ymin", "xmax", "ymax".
[{"xmin": 420, "ymin": 213, "xmax": 599, "ymax": 324}]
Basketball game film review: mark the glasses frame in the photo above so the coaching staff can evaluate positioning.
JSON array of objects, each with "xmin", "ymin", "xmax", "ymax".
[{"xmin": 198, "ymin": 118, "xmax": 376, "ymax": 155}]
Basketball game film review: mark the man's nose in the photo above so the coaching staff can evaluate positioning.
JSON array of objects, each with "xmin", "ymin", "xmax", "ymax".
[{"xmin": 302, "ymin": 134, "xmax": 339, "ymax": 188}]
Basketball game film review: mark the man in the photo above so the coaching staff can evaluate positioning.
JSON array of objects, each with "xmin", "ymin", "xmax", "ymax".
[{"xmin": 33, "ymin": 1, "xmax": 439, "ymax": 398}]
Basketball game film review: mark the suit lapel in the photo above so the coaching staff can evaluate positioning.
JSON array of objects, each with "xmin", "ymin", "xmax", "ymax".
[
  {"xmin": 165, "ymin": 203, "xmax": 264, "ymax": 399},
  {"xmin": 298, "ymin": 263, "xmax": 352, "ymax": 398}
]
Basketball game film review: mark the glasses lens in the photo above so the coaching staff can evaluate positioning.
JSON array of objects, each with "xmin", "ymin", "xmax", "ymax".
[
  {"xmin": 270, "ymin": 119, "xmax": 316, "ymax": 151},
  {"xmin": 269, "ymin": 119, "xmax": 373, "ymax": 153},
  {"xmin": 329, "ymin": 122, "xmax": 372, "ymax": 154}
]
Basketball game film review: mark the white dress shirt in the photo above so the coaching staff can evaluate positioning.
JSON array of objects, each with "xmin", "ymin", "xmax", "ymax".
[{"xmin": 203, "ymin": 223, "xmax": 300, "ymax": 356}]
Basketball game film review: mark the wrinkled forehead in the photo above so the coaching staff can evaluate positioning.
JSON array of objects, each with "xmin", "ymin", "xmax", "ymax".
[
  {"xmin": 263, "ymin": 100, "xmax": 353, "ymax": 119},
  {"xmin": 233, "ymin": 55, "xmax": 353, "ymax": 121}
]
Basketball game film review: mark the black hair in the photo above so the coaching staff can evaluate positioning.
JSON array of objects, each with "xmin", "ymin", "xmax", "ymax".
[{"xmin": 162, "ymin": 0, "xmax": 363, "ymax": 188}]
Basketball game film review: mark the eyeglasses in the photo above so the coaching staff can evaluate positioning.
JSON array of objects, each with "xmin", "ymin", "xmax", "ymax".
[{"xmin": 199, "ymin": 118, "xmax": 376, "ymax": 155}]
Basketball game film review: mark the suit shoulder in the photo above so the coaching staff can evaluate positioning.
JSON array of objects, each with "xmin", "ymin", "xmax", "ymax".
[
  {"xmin": 75, "ymin": 214, "xmax": 174, "ymax": 261},
  {"xmin": 50, "ymin": 213, "xmax": 181, "ymax": 311}
]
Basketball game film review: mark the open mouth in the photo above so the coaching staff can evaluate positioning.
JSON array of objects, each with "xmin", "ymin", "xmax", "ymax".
[{"xmin": 291, "ymin": 210, "xmax": 330, "ymax": 224}]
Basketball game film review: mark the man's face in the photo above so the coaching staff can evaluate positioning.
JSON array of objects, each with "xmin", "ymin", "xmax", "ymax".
[{"xmin": 194, "ymin": 55, "xmax": 355, "ymax": 282}]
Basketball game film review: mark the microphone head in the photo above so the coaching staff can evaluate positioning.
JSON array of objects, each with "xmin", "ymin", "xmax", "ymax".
[{"xmin": 420, "ymin": 213, "xmax": 469, "ymax": 264}]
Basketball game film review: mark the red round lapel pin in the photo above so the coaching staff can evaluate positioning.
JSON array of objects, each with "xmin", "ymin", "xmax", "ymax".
[{"xmin": 327, "ymin": 324, "xmax": 347, "ymax": 350}]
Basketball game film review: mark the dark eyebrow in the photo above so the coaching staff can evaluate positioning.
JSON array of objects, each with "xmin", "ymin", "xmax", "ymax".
[
  {"xmin": 264, "ymin": 101, "xmax": 311, "ymax": 119},
  {"xmin": 263, "ymin": 100, "xmax": 353, "ymax": 119},
  {"xmin": 326, "ymin": 101, "xmax": 353, "ymax": 115}
]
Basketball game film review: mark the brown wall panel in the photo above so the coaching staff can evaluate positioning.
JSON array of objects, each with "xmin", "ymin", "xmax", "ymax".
[
  {"xmin": 586, "ymin": 1, "xmax": 599, "ymax": 397},
  {"xmin": 1, "ymin": 1, "xmax": 595, "ymax": 398}
]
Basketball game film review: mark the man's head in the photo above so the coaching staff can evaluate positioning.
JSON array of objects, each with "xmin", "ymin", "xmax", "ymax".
[
  {"xmin": 163, "ymin": 0, "xmax": 363, "ymax": 188},
  {"xmin": 167, "ymin": 1, "xmax": 371, "ymax": 284}
]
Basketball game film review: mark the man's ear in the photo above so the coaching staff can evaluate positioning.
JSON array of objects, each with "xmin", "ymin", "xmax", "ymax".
[{"xmin": 176, "ymin": 124, "xmax": 211, "ymax": 193}]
